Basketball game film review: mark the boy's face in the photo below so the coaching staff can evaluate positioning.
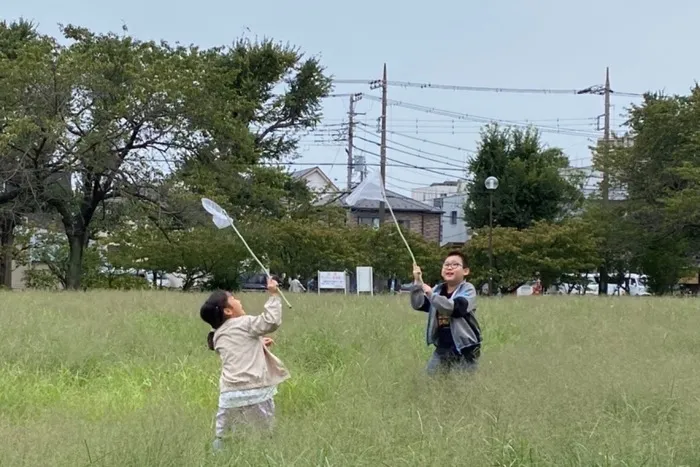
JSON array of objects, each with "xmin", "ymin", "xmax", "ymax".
[
  {"xmin": 441, "ymin": 254, "xmax": 469, "ymax": 284},
  {"xmin": 223, "ymin": 293, "xmax": 245, "ymax": 318}
]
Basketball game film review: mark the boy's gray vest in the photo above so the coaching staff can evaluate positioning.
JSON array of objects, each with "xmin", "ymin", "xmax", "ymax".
[{"xmin": 426, "ymin": 281, "xmax": 480, "ymax": 352}]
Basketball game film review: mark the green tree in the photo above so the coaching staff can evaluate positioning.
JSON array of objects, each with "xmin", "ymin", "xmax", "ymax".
[
  {"xmin": 465, "ymin": 124, "xmax": 583, "ymax": 230},
  {"xmin": 599, "ymin": 87, "xmax": 700, "ymax": 293},
  {"xmin": 465, "ymin": 219, "xmax": 600, "ymax": 293},
  {"xmin": 107, "ymin": 223, "xmax": 249, "ymax": 291},
  {"xmin": 1, "ymin": 25, "xmax": 331, "ymax": 290},
  {"xmin": 0, "ymin": 19, "xmax": 57, "ymax": 287},
  {"xmin": 176, "ymin": 39, "xmax": 332, "ymax": 221}
]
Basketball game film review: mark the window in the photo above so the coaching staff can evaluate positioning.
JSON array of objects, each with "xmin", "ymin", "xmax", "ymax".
[
  {"xmin": 450, "ymin": 211, "xmax": 458, "ymax": 225},
  {"xmin": 397, "ymin": 219, "xmax": 410, "ymax": 230},
  {"xmin": 357, "ymin": 217, "xmax": 380, "ymax": 229}
]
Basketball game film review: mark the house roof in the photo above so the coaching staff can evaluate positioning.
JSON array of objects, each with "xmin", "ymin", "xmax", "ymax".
[
  {"xmin": 291, "ymin": 166, "xmax": 339, "ymax": 192},
  {"xmin": 337, "ymin": 189, "xmax": 442, "ymax": 214},
  {"xmin": 291, "ymin": 167, "xmax": 315, "ymax": 179}
]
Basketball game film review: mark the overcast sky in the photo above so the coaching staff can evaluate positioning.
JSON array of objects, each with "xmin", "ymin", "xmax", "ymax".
[{"xmin": 6, "ymin": 0, "xmax": 699, "ymax": 196}]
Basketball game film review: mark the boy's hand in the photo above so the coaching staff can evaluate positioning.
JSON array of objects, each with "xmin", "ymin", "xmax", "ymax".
[
  {"xmin": 267, "ymin": 278, "xmax": 279, "ymax": 294},
  {"xmin": 263, "ymin": 337, "xmax": 274, "ymax": 347},
  {"xmin": 412, "ymin": 263, "xmax": 423, "ymax": 283},
  {"xmin": 422, "ymin": 283, "xmax": 433, "ymax": 297}
]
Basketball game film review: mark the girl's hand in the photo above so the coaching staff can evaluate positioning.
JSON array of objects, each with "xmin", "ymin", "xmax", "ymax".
[
  {"xmin": 263, "ymin": 337, "xmax": 274, "ymax": 347},
  {"xmin": 422, "ymin": 283, "xmax": 433, "ymax": 297}
]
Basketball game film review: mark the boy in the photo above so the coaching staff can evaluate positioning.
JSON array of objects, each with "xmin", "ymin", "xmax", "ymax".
[
  {"xmin": 200, "ymin": 278, "xmax": 290, "ymax": 450},
  {"xmin": 411, "ymin": 251, "xmax": 482, "ymax": 375}
]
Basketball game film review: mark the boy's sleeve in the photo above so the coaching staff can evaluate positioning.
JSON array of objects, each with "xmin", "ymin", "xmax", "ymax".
[
  {"xmin": 246, "ymin": 295, "xmax": 283, "ymax": 336},
  {"xmin": 431, "ymin": 283, "xmax": 476, "ymax": 317},
  {"xmin": 410, "ymin": 284, "xmax": 431, "ymax": 312}
]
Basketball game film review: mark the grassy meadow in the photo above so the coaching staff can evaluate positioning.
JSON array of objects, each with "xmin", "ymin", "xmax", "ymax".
[{"xmin": 1, "ymin": 291, "xmax": 699, "ymax": 466}]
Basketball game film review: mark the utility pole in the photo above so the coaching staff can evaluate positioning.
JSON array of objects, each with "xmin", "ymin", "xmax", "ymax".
[
  {"xmin": 599, "ymin": 67, "xmax": 611, "ymax": 296},
  {"xmin": 345, "ymin": 93, "xmax": 363, "ymax": 190},
  {"xmin": 577, "ymin": 67, "xmax": 612, "ymax": 296},
  {"xmin": 378, "ymin": 63, "xmax": 388, "ymax": 224}
]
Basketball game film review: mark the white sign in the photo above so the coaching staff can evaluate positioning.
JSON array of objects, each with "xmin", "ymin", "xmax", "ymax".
[
  {"xmin": 318, "ymin": 271, "xmax": 347, "ymax": 294},
  {"xmin": 356, "ymin": 266, "xmax": 374, "ymax": 295}
]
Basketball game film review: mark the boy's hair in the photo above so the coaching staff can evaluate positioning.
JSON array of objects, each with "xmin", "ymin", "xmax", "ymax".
[
  {"xmin": 445, "ymin": 250, "xmax": 468, "ymax": 268},
  {"xmin": 200, "ymin": 290, "xmax": 229, "ymax": 330}
]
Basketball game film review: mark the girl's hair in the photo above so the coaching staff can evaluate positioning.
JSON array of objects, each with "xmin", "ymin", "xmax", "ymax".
[{"xmin": 200, "ymin": 290, "xmax": 230, "ymax": 330}]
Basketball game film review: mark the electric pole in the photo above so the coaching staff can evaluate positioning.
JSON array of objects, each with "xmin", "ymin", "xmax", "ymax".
[
  {"xmin": 577, "ymin": 67, "xmax": 612, "ymax": 296},
  {"xmin": 345, "ymin": 94, "xmax": 362, "ymax": 190},
  {"xmin": 378, "ymin": 64, "xmax": 388, "ymax": 224},
  {"xmin": 599, "ymin": 67, "xmax": 611, "ymax": 296}
]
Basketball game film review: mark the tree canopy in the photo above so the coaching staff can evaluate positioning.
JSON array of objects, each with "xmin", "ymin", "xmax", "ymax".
[
  {"xmin": 596, "ymin": 87, "xmax": 700, "ymax": 293},
  {"xmin": 0, "ymin": 23, "xmax": 331, "ymax": 289},
  {"xmin": 465, "ymin": 124, "xmax": 583, "ymax": 230}
]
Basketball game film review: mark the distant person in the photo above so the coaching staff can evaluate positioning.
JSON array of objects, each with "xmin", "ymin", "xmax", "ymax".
[
  {"xmin": 289, "ymin": 276, "xmax": 306, "ymax": 293},
  {"xmin": 410, "ymin": 251, "xmax": 482, "ymax": 375},
  {"xmin": 199, "ymin": 278, "xmax": 290, "ymax": 451},
  {"xmin": 306, "ymin": 277, "xmax": 316, "ymax": 292}
]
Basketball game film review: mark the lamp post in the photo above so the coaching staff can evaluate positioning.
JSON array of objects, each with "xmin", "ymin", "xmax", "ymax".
[{"xmin": 484, "ymin": 176, "xmax": 499, "ymax": 296}]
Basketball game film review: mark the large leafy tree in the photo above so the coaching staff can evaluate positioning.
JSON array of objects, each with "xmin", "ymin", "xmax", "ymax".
[
  {"xmin": 1, "ymin": 25, "xmax": 331, "ymax": 290},
  {"xmin": 0, "ymin": 19, "xmax": 57, "ymax": 287},
  {"xmin": 599, "ymin": 87, "xmax": 700, "ymax": 293},
  {"xmin": 465, "ymin": 124, "xmax": 583, "ymax": 230},
  {"xmin": 177, "ymin": 39, "xmax": 332, "ymax": 220}
]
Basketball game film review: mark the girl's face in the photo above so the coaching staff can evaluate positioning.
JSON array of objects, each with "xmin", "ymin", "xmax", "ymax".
[{"xmin": 224, "ymin": 293, "xmax": 244, "ymax": 317}]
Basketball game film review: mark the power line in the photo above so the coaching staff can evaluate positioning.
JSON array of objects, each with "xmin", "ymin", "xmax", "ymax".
[
  {"xmin": 352, "ymin": 146, "xmax": 464, "ymax": 179},
  {"xmin": 332, "ymin": 79, "xmax": 644, "ymax": 97},
  {"xmin": 368, "ymin": 126, "xmax": 477, "ymax": 153},
  {"xmin": 355, "ymin": 134, "xmax": 467, "ymax": 167},
  {"xmin": 360, "ymin": 95, "xmax": 602, "ymax": 138}
]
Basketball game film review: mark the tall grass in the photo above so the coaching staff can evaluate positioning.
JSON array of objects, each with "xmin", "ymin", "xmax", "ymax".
[{"xmin": 1, "ymin": 291, "xmax": 699, "ymax": 466}]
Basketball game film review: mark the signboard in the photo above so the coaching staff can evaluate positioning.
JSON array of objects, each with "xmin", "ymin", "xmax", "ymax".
[
  {"xmin": 317, "ymin": 271, "xmax": 347, "ymax": 294},
  {"xmin": 356, "ymin": 266, "xmax": 374, "ymax": 295}
]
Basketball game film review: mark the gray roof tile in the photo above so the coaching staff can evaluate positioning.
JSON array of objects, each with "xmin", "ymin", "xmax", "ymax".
[{"xmin": 338, "ymin": 189, "xmax": 442, "ymax": 213}]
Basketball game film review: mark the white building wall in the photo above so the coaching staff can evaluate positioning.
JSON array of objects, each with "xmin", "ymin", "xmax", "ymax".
[
  {"xmin": 303, "ymin": 171, "xmax": 334, "ymax": 192},
  {"xmin": 433, "ymin": 193, "xmax": 469, "ymax": 246}
]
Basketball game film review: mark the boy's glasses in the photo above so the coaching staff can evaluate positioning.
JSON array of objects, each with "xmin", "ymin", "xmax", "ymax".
[{"xmin": 442, "ymin": 262, "xmax": 463, "ymax": 270}]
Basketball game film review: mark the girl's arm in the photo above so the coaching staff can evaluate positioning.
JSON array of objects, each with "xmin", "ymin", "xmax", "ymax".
[{"xmin": 246, "ymin": 295, "xmax": 283, "ymax": 336}]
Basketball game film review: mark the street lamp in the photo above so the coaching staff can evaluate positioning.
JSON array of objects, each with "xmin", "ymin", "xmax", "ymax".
[{"xmin": 484, "ymin": 176, "xmax": 499, "ymax": 297}]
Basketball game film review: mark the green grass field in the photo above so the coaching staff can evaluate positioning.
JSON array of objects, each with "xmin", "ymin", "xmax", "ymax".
[{"xmin": 1, "ymin": 291, "xmax": 699, "ymax": 466}]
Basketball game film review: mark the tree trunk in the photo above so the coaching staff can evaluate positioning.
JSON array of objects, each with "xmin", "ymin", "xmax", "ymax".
[
  {"xmin": 65, "ymin": 233, "xmax": 87, "ymax": 290},
  {"xmin": 0, "ymin": 217, "xmax": 16, "ymax": 289}
]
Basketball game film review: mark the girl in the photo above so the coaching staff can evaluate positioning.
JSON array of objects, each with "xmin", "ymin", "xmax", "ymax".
[{"xmin": 200, "ymin": 279, "xmax": 290, "ymax": 450}]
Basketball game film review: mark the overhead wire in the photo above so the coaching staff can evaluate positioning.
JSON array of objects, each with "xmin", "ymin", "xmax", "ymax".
[
  {"xmin": 332, "ymin": 79, "xmax": 644, "ymax": 98},
  {"xmin": 360, "ymin": 95, "xmax": 603, "ymax": 138}
]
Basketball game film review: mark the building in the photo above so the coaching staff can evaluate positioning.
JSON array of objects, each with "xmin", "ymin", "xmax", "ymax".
[
  {"xmin": 292, "ymin": 166, "xmax": 443, "ymax": 243},
  {"xmin": 338, "ymin": 191, "xmax": 443, "ymax": 244},
  {"xmin": 432, "ymin": 193, "xmax": 469, "ymax": 247},
  {"xmin": 291, "ymin": 167, "xmax": 339, "ymax": 193},
  {"xmin": 411, "ymin": 180, "xmax": 465, "ymax": 203},
  {"xmin": 410, "ymin": 179, "xmax": 469, "ymax": 246}
]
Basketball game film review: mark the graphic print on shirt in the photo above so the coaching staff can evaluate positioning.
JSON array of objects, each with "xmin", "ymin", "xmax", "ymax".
[{"xmin": 437, "ymin": 313, "xmax": 450, "ymax": 329}]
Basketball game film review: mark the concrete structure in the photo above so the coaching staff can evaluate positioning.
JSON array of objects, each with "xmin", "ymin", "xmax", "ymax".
[
  {"xmin": 432, "ymin": 193, "xmax": 469, "ymax": 246},
  {"xmin": 411, "ymin": 180, "xmax": 466, "ymax": 203},
  {"xmin": 409, "ymin": 179, "xmax": 469, "ymax": 246},
  {"xmin": 338, "ymin": 191, "xmax": 443, "ymax": 244}
]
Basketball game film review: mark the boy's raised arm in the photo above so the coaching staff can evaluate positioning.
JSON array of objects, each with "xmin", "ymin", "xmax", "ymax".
[{"xmin": 410, "ymin": 264, "xmax": 431, "ymax": 312}]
